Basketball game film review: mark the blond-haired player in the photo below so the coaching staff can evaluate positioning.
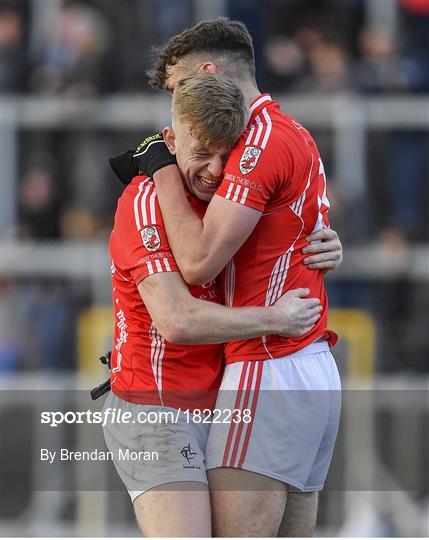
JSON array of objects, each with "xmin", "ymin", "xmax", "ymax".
[{"xmin": 104, "ymin": 73, "xmax": 324, "ymax": 537}]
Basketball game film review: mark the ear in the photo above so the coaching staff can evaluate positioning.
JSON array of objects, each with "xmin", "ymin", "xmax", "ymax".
[
  {"xmin": 163, "ymin": 126, "xmax": 176, "ymax": 155},
  {"xmin": 198, "ymin": 61, "xmax": 218, "ymax": 74}
]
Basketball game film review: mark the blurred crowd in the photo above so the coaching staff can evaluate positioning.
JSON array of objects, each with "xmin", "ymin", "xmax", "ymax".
[
  {"xmin": 1, "ymin": 0, "xmax": 428, "ymax": 374},
  {"xmin": 2, "ymin": 0, "xmax": 428, "ymax": 243}
]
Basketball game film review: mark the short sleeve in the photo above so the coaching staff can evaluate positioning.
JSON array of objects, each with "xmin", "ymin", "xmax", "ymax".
[
  {"xmin": 111, "ymin": 179, "xmax": 179, "ymax": 285},
  {"xmin": 216, "ymin": 139, "xmax": 282, "ymax": 213}
]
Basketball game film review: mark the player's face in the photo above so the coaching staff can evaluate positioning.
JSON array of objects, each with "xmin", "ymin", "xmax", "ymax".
[{"xmin": 163, "ymin": 120, "xmax": 229, "ymax": 202}]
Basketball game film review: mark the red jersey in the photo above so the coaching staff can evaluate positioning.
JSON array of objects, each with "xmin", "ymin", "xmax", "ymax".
[
  {"xmin": 109, "ymin": 176, "xmax": 223, "ymax": 409},
  {"xmin": 216, "ymin": 94, "xmax": 337, "ymax": 364}
]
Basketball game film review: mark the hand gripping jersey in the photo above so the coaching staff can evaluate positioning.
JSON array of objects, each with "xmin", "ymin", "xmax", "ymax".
[
  {"xmin": 216, "ymin": 94, "xmax": 338, "ymax": 364},
  {"xmin": 109, "ymin": 176, "xmax": 223, "ymax": 409}
]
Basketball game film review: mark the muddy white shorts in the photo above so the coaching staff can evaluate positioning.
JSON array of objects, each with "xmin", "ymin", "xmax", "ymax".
[
  {"xmin": 102, "ymin": 392, "xmax": 210, "ymax": 501},
  {"xmin": 205, "ymin": 341, "xmax": 341, "ymax": 492}
]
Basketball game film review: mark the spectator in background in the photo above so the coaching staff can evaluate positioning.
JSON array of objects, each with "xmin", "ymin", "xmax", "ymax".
[
  {"xmin": 298, "ymin": 38, "xmax": 349, "ymax": 93},
  {"xmin": 26, "ymin": 280, "xmax": 74, "ymax": 371},
  {"xmin": 1, "ymin": 278, "xmax": 74, "ymax": 372},
  {"xmin": 0, "ymin": 279, "xmax": 24, "ymax": 372},
  {"xmin": 263, "ymin": 36, "xmax": 306, "ymax": 92},
  {"xmin": 356, "ymin": 22, "xmax": 429, "ymax": 241},
  {"xmin": 29, "ymin": 2, "xmax": 110, "ymax": 97},
  {"xmin": 355, "ymin": 25, "xmax": 412, "ymax": 93},
  {"xmin": 18, "ymin": 160, "xmax": 61, "ymax": 239},
  {"xmin": 0, "ymin": 5, "xmax": 27, "ymax": 93}
]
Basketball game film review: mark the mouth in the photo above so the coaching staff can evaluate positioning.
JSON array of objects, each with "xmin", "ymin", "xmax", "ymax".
[{"xmin": 197, "ymin": 176, "xmax": 221, "ymax": 190}]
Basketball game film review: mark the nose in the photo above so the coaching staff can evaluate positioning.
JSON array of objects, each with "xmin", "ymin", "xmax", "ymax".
[{"xmin": 207, "ymin": 156, "xmax": 223, "ymax": 179}]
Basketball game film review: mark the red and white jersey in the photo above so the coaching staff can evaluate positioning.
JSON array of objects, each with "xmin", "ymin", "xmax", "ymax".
[
  {"xmin": 109, "ymin": 176, "xmax": 223, "ymax": 409},
  {"xmin": 216, "ymin": 94, "xmax": 338, "ymax": 364}
]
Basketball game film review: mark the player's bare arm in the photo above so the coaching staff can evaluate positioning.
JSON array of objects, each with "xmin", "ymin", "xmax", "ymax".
[
  {"xmin": 138, "ymin": 271, "xmax": 322, "ymax": 344},
  {"xmin": 153, "ymin": 164, "xmax": 342, "ymax": 284},
  {"xmin": 152, "ymin": 164, "xmax": 261, "ymax": 284}
]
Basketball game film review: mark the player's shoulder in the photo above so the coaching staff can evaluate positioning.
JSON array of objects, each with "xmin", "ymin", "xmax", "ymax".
[
  {"xmin": 116, "ymin": 175, "xmax": 158, "ymax": 217},
  {"xmin": 226, "ymin": 101, "xmax": 286, "ymax": 173},
  {"xmin": 236, "ymin": 100, "xmax": 293, "ymax": 154},
  {"xmin": 120, "ymin": 175, "xmax": 155, "ymax": 203},
  {"xmin": 114, "ymin": 175, "xmax": 166, "ymax": 240}
]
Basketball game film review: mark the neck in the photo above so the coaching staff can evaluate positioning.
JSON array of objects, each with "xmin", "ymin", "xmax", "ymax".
[
  {"xmin": 227, "ymin": 76, "xmax": 261, "ymax": 106},
  {"xmin": 239, "ymin": 81, "xmax": 261, "ymax": 106}
]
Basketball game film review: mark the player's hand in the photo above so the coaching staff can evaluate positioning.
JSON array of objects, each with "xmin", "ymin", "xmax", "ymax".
[
  {"xmin": 109, "ymin": 133, "xmax": 177, "ymax": 186},
  {"xmin": 109, "ymin": 150, "xmax": 138, "ymax": 186},
  {"xmin": 302, "ymin": 228, "xmax": 343, "ymax": 272},
  {"xmin": 273, "ymin": 288, "xmax": 322, "ymax": 337},
  {"xmin": 132, "ymin": 132, "xmax": 177, "ymax": 178}
]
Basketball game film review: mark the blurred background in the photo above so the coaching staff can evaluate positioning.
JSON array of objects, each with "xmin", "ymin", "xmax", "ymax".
[{"xmin": 1, "ymin": 0, "xmax": 428, "ymax": 537}]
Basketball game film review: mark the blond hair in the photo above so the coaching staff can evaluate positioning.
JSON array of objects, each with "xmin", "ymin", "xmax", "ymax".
[{"xmin": 172, "ymin": 74, "xmax": 247, "ymax": 151}]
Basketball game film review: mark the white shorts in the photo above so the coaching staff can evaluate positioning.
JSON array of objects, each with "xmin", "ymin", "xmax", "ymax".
[
  {"xmin": 205, "ymin": 341, "xmax": 341, "ymax": 491},
  {"xmin": 102, "ymin": 392, "xmax": 210, "ymax": 502}
]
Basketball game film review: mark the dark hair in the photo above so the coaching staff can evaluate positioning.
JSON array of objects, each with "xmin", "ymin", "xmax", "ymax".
[{"xmin": 148, "ymin": 17, "xmax": 255, "ymax": 89}]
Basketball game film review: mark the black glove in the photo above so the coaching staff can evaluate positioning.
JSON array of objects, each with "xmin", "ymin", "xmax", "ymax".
[
  {"xmin": 109, "ymin": 150, "xmax": 137, "ymax": 186},
  {"xmin": 132, "ymin": 132, "xmax": 177, "ymax": 178},
  {"xmin": 109, "ymin": 133, "xmax": 177, "ymax": 186}
]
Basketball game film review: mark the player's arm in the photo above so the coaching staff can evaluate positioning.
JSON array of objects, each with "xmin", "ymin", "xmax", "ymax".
[
  {"xmin": 113, "ymin": 135, "xmax": 342, "ymax": 283},
  {"xmin": 154, "ymin": 167, "xmax": 343, "ymax": 281},
  {"xmin": 138, "ymin": 271, "xmax": 322, "ymax": 344},
  {"xmin": 153, "ymin": 164, "xmax": 260, "ymax": 284}
]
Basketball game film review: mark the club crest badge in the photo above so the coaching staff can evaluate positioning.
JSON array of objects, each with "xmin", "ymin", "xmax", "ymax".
[
  {"xmin": 239, "ymin": 146, "xmax": 261, "ymax": 175},
  {"xmin": 141, "ymin": 226, "xmax": 161, "ymax": 252}
]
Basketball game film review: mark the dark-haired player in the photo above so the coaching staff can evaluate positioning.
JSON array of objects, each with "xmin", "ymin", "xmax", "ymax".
[{"xmin": 137, "ymin": 18, "xmax": 342, "ymax": 537}]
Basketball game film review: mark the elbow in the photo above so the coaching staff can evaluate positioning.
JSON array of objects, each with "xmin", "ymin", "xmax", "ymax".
[
  {"xmin": 155, "ymin": 314, "xmax": 192, "ymax": 344},
  {"xmin": 180, "ymin": 260, "xmax": 217, "ymax": 287}
]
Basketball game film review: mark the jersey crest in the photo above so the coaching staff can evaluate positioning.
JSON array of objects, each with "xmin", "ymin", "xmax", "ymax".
[
  {"xmin": 141, "ymin": 226, "xmax": 161, "ymax": 252},
  {"xmin": 239, "ymin": 146, "xmax": 261, "ymax": 175}
]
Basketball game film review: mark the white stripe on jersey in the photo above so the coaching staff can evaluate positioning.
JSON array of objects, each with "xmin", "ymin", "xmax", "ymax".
[
  {"xmin": 245, "ymin": 124, "xmax": 255, "ymax": 145},
  {"xmin": 134, "ymin": 179, "xmax": 158, "ymax": 231},
  {"xmin": 262, "ymin": 154, "xmax": 315, "ymax": 356},
  {"xmin": 253, "ymin": 115, "xmax": 264, "ymax": 146},
  {"xmin": 155, "ymin": 259, "xmax": 162, "ymax": 272},
  {"xmin": 245, "ymin": 107, "xmax": 273, "ymax": 151},
  {"xmin": 134, "ymin": 181, "xmax": 145, "ymax": 231},
  {"xmin": 225, "ymin": 182, "xmax": 234, "ymax": 200},
  {"xmin": 232, "ymin": 185, "xmax": 242, "ymax": 202},
  {"xmin": 140, "ymin": 183, "xmax": 152, "ymax": 226},
  {"xmin": 260, "ymin": 108, "xmax": 272, "ymax": 149},
  {"xmin": 240, "ymin": 188, "xmax": 249, "ymax": 205},
  {"xmin": 147, "ymin": 261, "xmax": 154, "ymax": 275},
  {"xmin": 248, "ymin": 94, "xmax": 272, "ymax": 118},
  {"xmin": 164, "ymin": 258, "xmax": 171, "ymax": 271},
  {"xmin": 149, "ymin": 189, "xmax": 157, "ymax": 223}
]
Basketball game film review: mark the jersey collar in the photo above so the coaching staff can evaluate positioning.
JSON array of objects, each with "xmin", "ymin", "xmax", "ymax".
[{"xmin": 246, "ymin": 94, "xmax": 273, "ymax": 126}]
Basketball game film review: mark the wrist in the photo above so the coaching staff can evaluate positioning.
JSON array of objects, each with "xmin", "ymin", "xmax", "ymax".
[{"xmin": 267, "ymin": 306, "xmax": 282, "ymax": 335}]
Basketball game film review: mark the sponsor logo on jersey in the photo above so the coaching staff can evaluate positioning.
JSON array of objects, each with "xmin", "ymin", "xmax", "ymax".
[
  {"xmin": 141, "ymin": 226, "xmax": 161, "ymax": 252},
  {"xmin": 239, "ymin": 146, "xmax": 261, "ymax": 175}
]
